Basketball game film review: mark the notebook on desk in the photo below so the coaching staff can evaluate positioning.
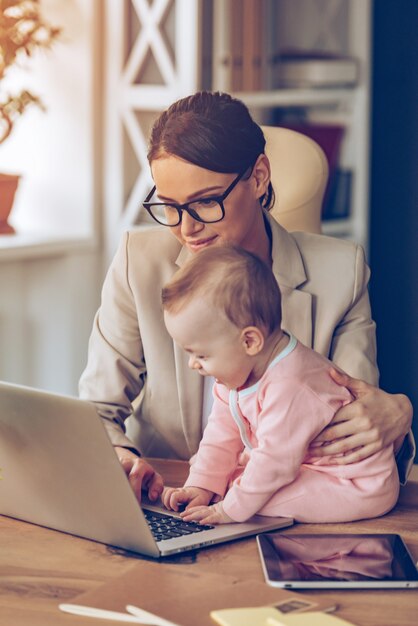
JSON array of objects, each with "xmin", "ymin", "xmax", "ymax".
[{"xmin": 0, "ymin": 381, "xmax": 293, "ymax": 557}]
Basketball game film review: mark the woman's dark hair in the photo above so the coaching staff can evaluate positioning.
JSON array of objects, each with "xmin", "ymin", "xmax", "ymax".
[{"xmin": 147, "ymin": 91, "xmax": 273, "ymax": 210}]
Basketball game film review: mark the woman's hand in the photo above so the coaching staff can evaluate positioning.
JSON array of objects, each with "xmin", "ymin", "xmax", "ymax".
[
  {"xmin": 309, "ymin": 368, "xmax": 413, "ymax": 464},
  {"xmin": 114, "ymin": 446, "xmax": 164, "ymax": 503},
  {"xmin": 162, "ymin": 486, "xmax": 213, "ymax": 512},
  {"xmin": 181, "ymin": 501, "xmax": 234, "ymax": 525}
]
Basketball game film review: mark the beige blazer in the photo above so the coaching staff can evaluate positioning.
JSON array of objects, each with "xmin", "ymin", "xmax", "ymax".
[{"xmin": 80, "ymin": 216, "xmax": 381, "ymax": 460}]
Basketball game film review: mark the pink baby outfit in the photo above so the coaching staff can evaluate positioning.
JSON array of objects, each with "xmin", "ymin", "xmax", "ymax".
[{"xmin": 185, "ymin": 335, "xmax": 399, "ymax": 523}]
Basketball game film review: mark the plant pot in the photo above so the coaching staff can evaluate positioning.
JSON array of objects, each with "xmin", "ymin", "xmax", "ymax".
[{"xmin": 0, "ymin": 173, "xmax": 20, "ymax": 235}]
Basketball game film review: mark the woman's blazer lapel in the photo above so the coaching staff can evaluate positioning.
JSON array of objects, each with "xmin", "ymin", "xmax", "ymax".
[{"xmin": 269, "ymin": 217, "xmax": 313, "ymax": 349}]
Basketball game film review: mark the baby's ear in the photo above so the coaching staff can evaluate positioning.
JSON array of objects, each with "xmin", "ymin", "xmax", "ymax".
[{"xmin": 241, "ymin": 327, "xmax": 264, "ymax": 355}]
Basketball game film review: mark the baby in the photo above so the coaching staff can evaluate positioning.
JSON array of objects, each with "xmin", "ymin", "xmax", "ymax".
[{"xmin": 161, "ymin": 245, "xmax": 399, "ymax": 524}]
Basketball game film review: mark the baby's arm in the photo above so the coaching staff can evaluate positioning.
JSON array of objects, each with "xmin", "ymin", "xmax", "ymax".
[
  {"xmin": 181, "ymin": 501, "xmax": 234, "ymax": 525},
  {"xmin": 162, "ymin": 386, "xmax": 243, "ymax": 522},
  {"xmin": 162, "ymin": 486, "xmax": 213, "ymax": 512}
]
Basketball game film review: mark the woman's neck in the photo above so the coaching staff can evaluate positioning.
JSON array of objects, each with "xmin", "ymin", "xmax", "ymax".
[{"xmin": 244, "ymin": 209, "xmax": 272, "ymax": 268}]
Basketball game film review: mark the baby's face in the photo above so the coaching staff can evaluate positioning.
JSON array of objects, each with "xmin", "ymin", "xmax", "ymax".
[{"xmin": 164, "ymin": 297, "xmax": 254, "ymax": 390}]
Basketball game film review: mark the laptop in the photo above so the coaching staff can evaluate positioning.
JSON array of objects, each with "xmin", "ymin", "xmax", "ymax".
[{"xmin": 0, "ymin": 381, "xmax": 293, "ymax": 557}]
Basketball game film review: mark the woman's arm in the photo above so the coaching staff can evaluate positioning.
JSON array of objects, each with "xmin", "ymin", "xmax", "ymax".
[
  {"xmin": 309, "ymin": 369, "xmax": 414, "ymax": 481},
  {"xmin": 310, "ymin": 244, "xmax": 414, "ymax": 477},
  {"xmin": 79, "ymin": 232, "xmax": 146, "ymax": 450}
]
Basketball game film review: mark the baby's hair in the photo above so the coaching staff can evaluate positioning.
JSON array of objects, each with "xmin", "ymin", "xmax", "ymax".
[{"xmin": 162, "ymin": 246, "xmax": 282, "ymax": 335}]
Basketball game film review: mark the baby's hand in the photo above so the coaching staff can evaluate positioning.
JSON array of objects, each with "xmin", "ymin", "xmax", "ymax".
[
  {"xmin": 180, "ymin": 501, "xmax": 234, "ymax": 525},
  {"xmin": 162, "ymin": 486, "xmax": 213, "ymax": 512}
]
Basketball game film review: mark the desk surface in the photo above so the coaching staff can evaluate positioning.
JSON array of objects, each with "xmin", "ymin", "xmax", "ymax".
[{"xmin": 1, "ymin": 459, "xmax": 417, "ymax": 626}]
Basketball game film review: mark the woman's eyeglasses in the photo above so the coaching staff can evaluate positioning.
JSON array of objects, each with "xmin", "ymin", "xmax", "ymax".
[{"xmin": 142, "ymin": 168, "xmax": 249, "ymax": 227}]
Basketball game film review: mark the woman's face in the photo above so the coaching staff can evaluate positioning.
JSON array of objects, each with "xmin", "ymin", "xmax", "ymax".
[{"xmin": 150, "ymin": 153, "xmax": 271, "ymax": 260}]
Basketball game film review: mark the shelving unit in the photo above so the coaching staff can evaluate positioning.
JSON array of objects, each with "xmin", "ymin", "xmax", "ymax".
[
  {"xmin": 234, "ymin": 84, "xmax": 368, "ymax": 245},
  {"xmin": 211, "ymin": 0, "xmax": 372, "ymax": 251},
  {"xmin": 228, "ymin": 88, "xmax": 356, "ymax": 109},
  {"xmin": 104, "ymin": 0, "xmax": 372, "ymax": 255}
]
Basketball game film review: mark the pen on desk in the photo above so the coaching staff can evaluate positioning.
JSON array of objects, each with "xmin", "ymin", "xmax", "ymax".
[
  {"xmin": 58, "ymin": 603, "xmax": 155, "ymax": 623},
  {"xmin": 126, "ymin": 604, "xmax": 181, "ymax": 626}
]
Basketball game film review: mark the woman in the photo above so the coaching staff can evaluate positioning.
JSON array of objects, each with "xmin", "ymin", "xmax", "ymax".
[{"xmin": 79, "ymin": 91, "xmax": 413, "ymax": 503}]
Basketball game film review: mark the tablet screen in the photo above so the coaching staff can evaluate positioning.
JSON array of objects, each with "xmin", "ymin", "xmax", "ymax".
[{"xmin": 257, "ymin": 533, "xmax": 418, "ymax": 588}]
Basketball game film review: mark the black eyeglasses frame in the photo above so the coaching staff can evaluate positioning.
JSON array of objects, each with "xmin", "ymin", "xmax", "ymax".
[{"xmin": 142, "ymin": 166, "xmax": 251, "ymax": 227}]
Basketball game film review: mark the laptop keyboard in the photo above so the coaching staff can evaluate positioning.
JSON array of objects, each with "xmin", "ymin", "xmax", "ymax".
[{"xmin": 144, "ymin": 510, "xmax": 214, "ymax": 542}]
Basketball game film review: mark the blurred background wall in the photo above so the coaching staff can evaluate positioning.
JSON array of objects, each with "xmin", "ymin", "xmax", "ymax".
[
  {"xmin": 0, "ymin": 0, "xmax": 101, "ymax": 394},
  {"xmin": 369, "ymin": 0, "xmax": 418, "ymax": 448}
]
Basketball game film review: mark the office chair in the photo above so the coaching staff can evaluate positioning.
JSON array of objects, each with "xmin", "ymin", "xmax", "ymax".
[{"xmin": 261, "ymin": 125, "xmax": 329, "ymax": 234}]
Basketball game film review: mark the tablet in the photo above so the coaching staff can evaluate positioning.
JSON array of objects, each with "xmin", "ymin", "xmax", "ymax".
[{"xmin": 257, "ymin": 533, "xmax": 418, "ymax": 589}]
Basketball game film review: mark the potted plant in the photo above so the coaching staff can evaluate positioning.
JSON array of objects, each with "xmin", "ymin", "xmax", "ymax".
[{"xmin": 0, "ymin": 0, "xmax": 60, "ymax": 234}]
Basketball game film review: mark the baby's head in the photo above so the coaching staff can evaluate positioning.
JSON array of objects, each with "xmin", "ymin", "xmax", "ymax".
[{"xmin": 162, "ymin": 245, "xmax": 282, "ymax": 389}]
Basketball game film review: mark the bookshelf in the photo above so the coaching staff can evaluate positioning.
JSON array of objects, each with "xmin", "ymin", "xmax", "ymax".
[
  {"xmin": 211, "ymin": 0, "xmax": 372, "ymax": 252},
  {"xmin": 104, "ymin": 0, "xmax": 371, "ymax": 256}
]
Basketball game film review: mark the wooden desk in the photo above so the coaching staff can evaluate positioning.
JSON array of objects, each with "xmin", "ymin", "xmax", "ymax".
[{"xmin": 1, "ymin": 459, "xmax": 417, "ymax": 626}]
